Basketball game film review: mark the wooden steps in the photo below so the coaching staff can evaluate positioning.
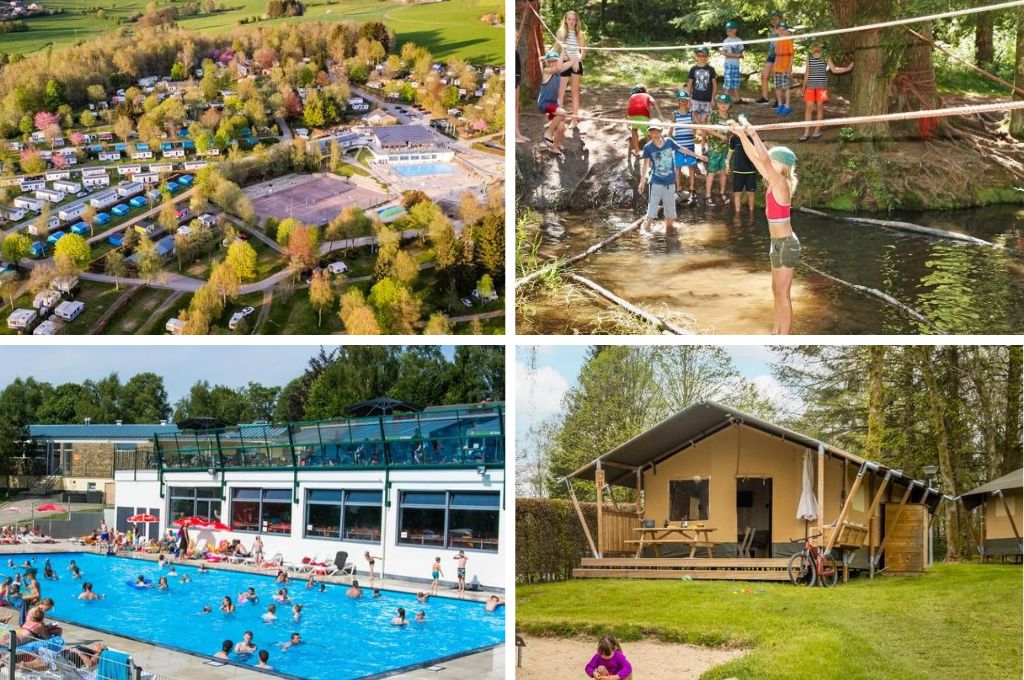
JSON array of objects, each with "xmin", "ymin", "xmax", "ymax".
[
  {"xmin": 572, "ymin": 568, "xmax": 791, "ymax": 580},
  {"xmin": 574, "ymin": 557, "xmax": 792, "ymax": 581}
]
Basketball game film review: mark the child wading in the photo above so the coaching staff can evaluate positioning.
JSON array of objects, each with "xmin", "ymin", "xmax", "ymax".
[
  {"xmin": 626, "ymin": 85, "xmax": 662, "ymax": 157},
  {"xmin": 702, "ymin": 94, "xmax": 733, "ymax": 207},
  {"xmin": 584, "ymin": 635, "xmax": 633, "ymax": 680},
  {"xmin": 671, "ymin": 92, "xmax": 706, "ymax": 204},
  {"xmin": 638, "ymin": 120, "xmax": 682, "ymax": 234},
  {"xmin": 537, "ymin": 50, "xmax": 577, "ymax": 157},
  {"xmin": 800, "ymin": 43, "xmax": 854, "ymax": 141},
  {"xmin": 729, "ymin": 117, "xmax": 800, "ymax": 334},
  {"xmin": 729, "ymin": 120, "xmax": 758, "ymax": 213},
  {"xmin": 686, "ymin": 46, "xmax": 717, "ymax": 123},
  {"xmin": 720, "ymin": 21, "xmax": 745, "ymax": 104},
  {"xmin": 772, "ymin": 22, "xmax": 795, "ymax": 115}
]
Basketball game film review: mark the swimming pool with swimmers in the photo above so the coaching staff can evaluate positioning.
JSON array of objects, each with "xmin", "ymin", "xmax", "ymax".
[
  {"xmin": 390, "ymin": 163, "xmax": 457, "ymax": 177},
  {"xmin": 5, "ymin": 553, "xmax": 503, "ymax": 680}
]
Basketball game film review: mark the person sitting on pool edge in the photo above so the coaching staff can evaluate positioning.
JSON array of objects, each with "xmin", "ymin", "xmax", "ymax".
[
  {"xmin": 235, "ymin": 631, "xmax": 257, "ymax": 655},
  {"xmin": 346, "ymin": 580, "xmax": 363, "ymax": 599},
  {"xmin": 214, "ymin": 640, "xmax": 232, "ymax": 659},
  {"xmin": 279, "ymin": 633, "xmax": 302, "ymax": 651}
]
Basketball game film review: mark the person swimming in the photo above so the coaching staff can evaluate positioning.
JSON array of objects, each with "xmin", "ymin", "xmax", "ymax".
[
  {"xmin": 275, "ymin": 570, "xmax": 288, "ymax": 585},
  {"xmin": 318, "ymin": 583, "xmax": 326, "ymax": 593},
  {"xmin": 134, "ymin": 575, "xmax": 153, "ymax": 589},
  {"xmin": 415, "ymin": 610, "xmax": 426, "ymax": 623},
  {"xmin": 372, "ymin": 587, "xmax": 382, "ymax": 598},
  {"xmin": 416, "ymin": 592, "xmax": 430, "ymax": 603},
  {"xmin": 198, "ymin": 605, "xmax": 212, "ymax": 614},
  {"xmin": 220, "ymin": 596, "xmax": 235, "ymax": 614},
  {"xmin": 239, "ymin": 587, "xmax": 258, "ymax": 604},
  {"xmin": 346, "ymin": 581, "xmax": 363, "ymax": 599},
  {"xmin": 78, "ymin": 582, "xmax": 102, "ymax": 601},
  {"xmin": 257, "ymin": 649, "xmax": 271, "ymax": 669},
  {"xmin": 262, "ymin": 604, "xmax": 277, "ymax": 623},
  {"xmin": 214, "ymin": 640, "xmax": 232, "ymax": 659},
  {"xmin": 70, "ymin": 565, "xmax": 82, "ymax": 580},
  {"xmin": 181, "ymin": 573, "xmax": 192, "ymax": 584},
  {"xmin": 273, "ymin": 588, "xmax": 290, "ymax": 603},
  {"xmin": 168, "ymin": 565, "xmax": 177, "ymax": 576},
  {"xmin": 157, "ymin": 555, "xmax": 167, "ymax": 569},
  {"xmin": 157, "ymin": 576, "xmax": 169, "ymax": 591},
  {"xmin": 279, "ymin": 633, "xmax": 301, "ymax": 651},
  {"xmin": 485, "ymin": 595, "xmax": 505, "ymax": 612},
  {"xmin": 306, "ymin": 574, "xmax": 315, "ymax": 590},
  {"xmin": 292, "ymin": 604, "xmax": 302, "ymax": 622},
  {"xmin": 67, "ymin": 560, "xmax": 77, "ymax": 572},
  {"xmin": 235, "ymin": 631, "xmax": 257, "ymax": 655},
  {"xmin": 198, "ymin": 564, "xmax": 208, "ymax": 574},
  {"xmin": 391, "ymin": 608, "xmax": 408, "ymax": 626},
  {"xmin": 42, "ymin": 561, "xmax": 58, "ymax": 581}
]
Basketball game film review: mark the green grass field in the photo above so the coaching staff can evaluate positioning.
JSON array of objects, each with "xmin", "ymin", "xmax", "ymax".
[
  {"xmin": 517, "ymin": 564, "xmax": 1023, "ymax": 680},
  {"xmin": 2, "ymin": 0, "xmax": 503, "ymax": 63}
]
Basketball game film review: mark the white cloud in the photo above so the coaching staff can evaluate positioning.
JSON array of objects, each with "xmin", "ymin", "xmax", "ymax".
[
  {"xmin": 515, "ymin": 360, "xmax": 570, "ymax": 427},
  {"xmin": 751, "ymin": 373, "xmax": 803, "ymax": 414}
]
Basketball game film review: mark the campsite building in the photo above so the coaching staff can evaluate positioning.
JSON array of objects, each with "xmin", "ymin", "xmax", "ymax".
[
  {"xmin": 959, "ymin": 468, "xmax": 1022, "ymax": 561},
  {"xmin": 25, "ymin": 401, "xmax": 506, "ymax": 588},
  {"xmin": 366, "ymin": 125, "xmax": 454, "ymax": 165},
  {"xmin": 564, "ymin": 401, "xmax": 944, "ymax": 581}
]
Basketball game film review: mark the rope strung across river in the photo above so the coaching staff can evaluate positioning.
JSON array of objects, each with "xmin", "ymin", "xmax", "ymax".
[
  {"xmin": 552, "ymin": 100, "xmax": 1024, "ymax": 132},
  {"xmin": 530, "ymin": 0, "xmax": 1024, "ymax": 52}
]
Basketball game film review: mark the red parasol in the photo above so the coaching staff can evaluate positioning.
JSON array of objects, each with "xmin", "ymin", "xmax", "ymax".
[
  {"xmin": 197, "ymin": 520, "xmax": 231, "ymax": 531},
  {"xmin": 172, "ymin": 516, "xmax": 211, "ymax": 527},
  {"xmin": 127, "ymin": 514, "xmax": 160, "ymax": 523},
  {"xmin": 35, "ymin": 504, "xmax": 66, "ymax": 513}
]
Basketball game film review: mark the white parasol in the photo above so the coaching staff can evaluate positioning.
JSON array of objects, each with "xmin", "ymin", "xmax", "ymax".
[{"xmin": 797, "ymin": 449, "xmax": 819, "ymax": 521}]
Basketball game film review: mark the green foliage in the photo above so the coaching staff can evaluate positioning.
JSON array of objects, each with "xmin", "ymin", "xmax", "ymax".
[
  {"xmin": 225, "ymin": 240, "xmax": 258, "ymax": 281},
  {"xmin": 53, "ymin": 233, "xmax": 91, "ymax": 268},
  {"xmin": 172, "ymin": 380, "xmax": 281, "ymax": 423},
  {"xmin": 1, "ymin": 232, "xmax": 32, "ymax": 264},
  {"xmin": 516, "ymin": 498, "xmax": 599, "ymax": 584},
  {"xmin": 170, "ymin": 62, "xmax": 187, "ymax": 80}
]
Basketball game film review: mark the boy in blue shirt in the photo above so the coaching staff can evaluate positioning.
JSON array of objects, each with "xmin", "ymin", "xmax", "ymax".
[{"xmin": 639, "ymin": 120, "xmax": 682, "ymax": 233}]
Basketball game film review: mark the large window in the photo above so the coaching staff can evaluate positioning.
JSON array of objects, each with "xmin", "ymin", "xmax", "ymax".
[
  {"xmin": 168, "ymin": 487, "xmax": 222, "ymax": 522},
  {"xmin": 303, "ymin": 490, "xmax": 382, "ymax": 542},
  {"xmin": 231, "ymin": 488, "xmax": 292, "ymax": 534},
  {"xmin": 669, "ymin": 479, "xmax": 710, "ymax": 522},
  {"xmin": 398, "ymin": 491, "xmax": 499, "ymax": 552}
]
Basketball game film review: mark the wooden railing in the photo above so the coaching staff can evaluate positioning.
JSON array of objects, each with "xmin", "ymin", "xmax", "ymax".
[{"xmin": 600, "ymin": 509, "xmax": 639, "ymax": 556}]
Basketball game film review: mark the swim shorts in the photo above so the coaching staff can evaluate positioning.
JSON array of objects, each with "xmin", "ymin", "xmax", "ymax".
[
  {"xmin": 804, "ymin": 87, "xmax": 829, "ymax": 103},
  {"xmin": 628, "ymin": 115, "xmax": 649, "ymax": 136},
  {"xmin": 733, "ymin": 172, "xmax": 757, "ymax": 192},
  {"xmin": 540, "ymin": 101, "xmax": 560, "ymax": 121},
  {"xmin": 457, "ymin": 568, "xmax": 466, "ymax": 579},
  {"xmin": 706, "ymin": 149, "xmax": 728, "ymax": 173},
  {"xmin": 769, "ymin": 233, "xmax": 801, "ymax": 269},
  {"xmin": 432, "ymin": 571, "xmax": 439, "ymax": 579},
  {"xmin": 675, "ymin": 148, "xmax": 697, "ymax": 168}
]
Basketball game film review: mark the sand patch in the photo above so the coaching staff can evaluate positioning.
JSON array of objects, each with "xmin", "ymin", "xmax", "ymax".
[{"xmin": 516, "ymin": 636, "xmax": 744, "ymax": 680}]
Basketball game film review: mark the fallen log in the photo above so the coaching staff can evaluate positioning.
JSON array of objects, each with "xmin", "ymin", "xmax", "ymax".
[
  {"xmin": 798, "ymin": 207, "xmax": 1001, "ymax": 248},
  {"xmin": 516, "ymin": 217, "xmax": 644, "ymax": 287},
  {"xmin": 567, "ymin": 273, "xmax": 690, "ymax": 335}
]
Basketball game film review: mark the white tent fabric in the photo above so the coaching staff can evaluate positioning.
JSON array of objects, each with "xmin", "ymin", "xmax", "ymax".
[{"xmin": 797, "ymin": 449, "xmax": 819, "ymax": 521}]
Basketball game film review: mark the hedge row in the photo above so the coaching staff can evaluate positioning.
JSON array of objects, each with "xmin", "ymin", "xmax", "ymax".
[{"xmin": 516, "ymin": 497, "xmax": 599, "ymax": 584}]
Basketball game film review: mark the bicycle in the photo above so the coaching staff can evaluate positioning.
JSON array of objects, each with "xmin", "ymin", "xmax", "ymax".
[{"xmin": 787, "ymin": 532, "xmax": 839, "ymax": 587}]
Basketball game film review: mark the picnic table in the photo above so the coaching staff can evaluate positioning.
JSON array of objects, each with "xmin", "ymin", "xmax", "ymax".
[{"xmin": 626, "ymin": 525, "xmax": 717, "ymax": 558}]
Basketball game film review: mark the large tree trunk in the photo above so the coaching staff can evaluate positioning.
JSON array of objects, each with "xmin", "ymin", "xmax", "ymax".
[
  {"xmin": 975, "ymin": 11, "xmax": 994, "ymax": 67},
  {"xmin": 865, "ymin": 346, "xmax": 886, "ymax": 461},
  {"xmin": 897, "ymin": 21, "xmax": 945, "ymax": 139},
  {"xmin": 832, "ymin": 0, "xmax": 893, "ymax": 138},
  {"xmin": 918, "ymin": 346, "xmax": 961, "ymax": 561},
  {"xmin": 1002, "ymin": 345, "xmax": 1023, "ymax": 474},
  {"xmin": 517, "ymin": 1, "xmax": 544, "ymax": 96},
  {"xmin": 1012, "ymin": 8, "xmax": 1024, "ymax": 139}
]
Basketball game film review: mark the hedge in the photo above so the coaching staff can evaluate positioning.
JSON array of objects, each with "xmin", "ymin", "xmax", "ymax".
[{"xmin": 516, "ymin": 498, "xmax": 596, "ymax": 584}]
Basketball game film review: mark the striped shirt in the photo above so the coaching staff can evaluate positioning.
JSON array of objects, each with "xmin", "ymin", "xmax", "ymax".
[
  {"xmin": 562, "ymin": 30, "xmax": 581, "ymax": 60},
  {"xmin": 806, "ymin": 56, "xmax": 829, "ymax": 89},
  {"xmin": 673, "ymin": 111, "xmax": 695, "ymax": 147}
]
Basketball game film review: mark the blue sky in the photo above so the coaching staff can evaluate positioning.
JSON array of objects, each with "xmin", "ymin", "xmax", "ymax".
[
  {"xmin": 514, "ymin": 345, "xmax": 787, "ymax": 441},
  {"xmin": 0, "ymin": 346, "xmax": 332, "ymax": 404}
]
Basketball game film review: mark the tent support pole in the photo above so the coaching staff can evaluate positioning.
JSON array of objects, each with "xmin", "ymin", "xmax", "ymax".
[
  {"xmin": 816, "ymin": 444, "xmax": 825, "ymax": 547},
  {"xmin": 635, "ymin": 468, "xmax": 643, "ymax": 518},
  {"xmin": 873, "ymin": 482, "xmax": 915, "ymax": 569},
  {"xmin": 960, "ymin": 504, "xmax": 983, "ymax": 558},
  {"xmin": 825, "ymin": 462, "xmax": 869, "ymax": 556},
  {"xmin": 865, "ymin": 471, "xmax": 891, "ymax": 580},
  {"xmin": 995, "ymin": 490, "xmax": 1022, "ymax": 546},
  {"xmin": 595, "ymin": 463, "xmax": 604, "ymax": 559},
  {"xmin": 566, "ymin": 479, "xmax": 598, "ymax": 559}
]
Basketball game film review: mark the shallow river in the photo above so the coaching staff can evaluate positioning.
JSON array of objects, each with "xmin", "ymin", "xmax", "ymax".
[{"xmin": 518, "ymin": 204, "xmax": 1024, "ymax": 335}]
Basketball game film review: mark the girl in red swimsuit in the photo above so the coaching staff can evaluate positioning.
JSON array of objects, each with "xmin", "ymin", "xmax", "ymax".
[{"xmin": 728, "ymin": 117, "xmax": 800, "ymax": 334}]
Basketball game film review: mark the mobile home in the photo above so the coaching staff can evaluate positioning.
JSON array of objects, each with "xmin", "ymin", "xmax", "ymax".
[
  {"xmin": 6, "ymin": 308, "xmax": 37, "ymax": 332},
  {"xmin": 35, "ymin": 188, "xmax": 66, "ymax": 203},
  {"xmin": 89, "ymin": 190, "xmax": 119, "ymax": 209},
  {"xmin": 52, "ymin": 180, "xmax": 81, "ymax": 194},
  {"xmin": 14, "ymin": 197, "xmax": 42, "ymax": 213},
  {"xmin": 45, "ymin": 170, "xmax": 71, "ymax": 181},
  {"xmin": 99, "ymin": 151, "xmax": 122, "ymax": 162},
  {"xmin": 83, "ymin": 175, "xmax": 111, "ymax": 189},
  {"xmin": 57, "ymin": 201, "xmax": 87, "ymax": 222},
  {"xmin": 20, "ymin": 178, "xmax": 45, "ymax": 192},
  {"xmin": 117, "ymin": 181, "xmax": 144, "ymax": 198}
]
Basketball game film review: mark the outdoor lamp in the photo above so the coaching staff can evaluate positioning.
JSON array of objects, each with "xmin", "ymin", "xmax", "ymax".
[
  {"xmin": 476, "ymin": 465, "xmax": 487, "ymax": 476},
  {"xmin": 922, "ymin": 465, "xmax": 938, "ymax": 477}
]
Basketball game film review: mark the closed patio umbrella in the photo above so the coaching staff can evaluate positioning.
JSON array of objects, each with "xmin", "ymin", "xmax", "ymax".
[
  {"xmin": 126, "ymin": 514, "xmax": 159, "ymax": 524},
  {"xmin": 797, "ymin": 449, "xmax": 819, "ymax": 522}
]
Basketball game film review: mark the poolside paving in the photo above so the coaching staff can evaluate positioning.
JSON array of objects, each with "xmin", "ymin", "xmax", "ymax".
[{"xmin": 0, "ymin": 542, "xmax": 504, "ymax": 680}]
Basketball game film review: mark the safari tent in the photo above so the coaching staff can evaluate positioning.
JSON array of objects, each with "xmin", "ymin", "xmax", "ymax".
[
  {"xmin": 959, "ymin": 468, "xmax": 1022, "ymax": 561},
  {"xmin": 562, "ymin": 401, "xmax": 945, "ymax": 581}
]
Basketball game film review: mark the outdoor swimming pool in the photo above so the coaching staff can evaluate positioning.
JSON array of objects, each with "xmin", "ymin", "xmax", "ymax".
[
  {"xmin": 4, "ymin": 553, "xmax": 503, "ymax": 680},
  {"xmin": 390, "ymin": 164, "xmax": 457, "ymax": 177}
]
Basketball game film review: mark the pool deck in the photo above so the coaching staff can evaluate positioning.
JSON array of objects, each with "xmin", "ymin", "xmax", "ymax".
[{"xmin": 0, "ymin": 542, "xmax": 504, "ymax": 680}]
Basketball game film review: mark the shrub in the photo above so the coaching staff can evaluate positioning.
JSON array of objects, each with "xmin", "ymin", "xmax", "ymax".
[{"xmin": 516, "ymin": 498, "xmax": 598, "ymax": 584}]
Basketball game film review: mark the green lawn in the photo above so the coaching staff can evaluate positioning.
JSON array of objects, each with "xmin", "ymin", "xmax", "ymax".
[
  {"xmin": 146, "ymin": 290, "xmax": 191, "ymax": 334},
  {"xmin": 516, "ymin": 564, "xmax": 1023, "ymax": 680},
  {"xmin": 3, "ymin": 0, "xmax": 502, "ymax": 63},
  {"xmin": 101, "ymin": 285, "xmax": 173, "ymax": 334}
]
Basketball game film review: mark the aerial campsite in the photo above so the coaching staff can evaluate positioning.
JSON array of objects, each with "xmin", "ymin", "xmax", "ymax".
[{"xmin": 514, "ymin": 0, "xmax": 1024, "ymax": 335}]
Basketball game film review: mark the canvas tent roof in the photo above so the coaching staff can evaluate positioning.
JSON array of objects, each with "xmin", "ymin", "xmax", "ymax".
[
  {"xmin": 959, "ymin": 468, "xmax": 1024, "ymax": 511},
  {"xmin": 564, "ymin": 400, "xmax": 943, "ymax": 507}
]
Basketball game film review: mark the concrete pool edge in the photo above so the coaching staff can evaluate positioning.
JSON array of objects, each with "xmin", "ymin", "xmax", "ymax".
[{"xmin": 0, "ymin": 546, "xmax": 505, "ymax": 680}]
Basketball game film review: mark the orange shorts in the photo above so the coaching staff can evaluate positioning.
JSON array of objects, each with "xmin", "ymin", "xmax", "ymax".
[{"xmin": 804, "ymin": 87, "xmax": 829, "ymax": 103}]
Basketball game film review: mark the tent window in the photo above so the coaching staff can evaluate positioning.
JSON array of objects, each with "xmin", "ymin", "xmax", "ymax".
[
  {"xmin": 669, "ymin": 479, "xmax": 709, "ymax": 521},
  {"xmin": 994, "ymin": 496, "xmax": 1016, "ymax": 517}
]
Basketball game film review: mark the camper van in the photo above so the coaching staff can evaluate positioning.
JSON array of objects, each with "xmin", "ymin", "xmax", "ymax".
[
  {"xmin": 6, "ymin": 308, "xmax": 37, "ymax": 332},
  {"xmin": 54, "ymin": 300, "xmax": 85, "ymax": 322},
  {"xmin": 165, "ymin": 318, "xmax": 184, "ymax": 335}
]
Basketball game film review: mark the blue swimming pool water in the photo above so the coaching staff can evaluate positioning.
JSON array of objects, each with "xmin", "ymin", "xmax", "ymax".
[
  {"xmin": 390, "ymin": 164, "xmax": 456, "ymax": 178},
  {"xmin": 5, "ymin": 553, "xmax": 503, "ymax": 680}
]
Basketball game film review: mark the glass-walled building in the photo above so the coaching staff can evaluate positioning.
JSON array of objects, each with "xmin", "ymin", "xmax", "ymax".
[{"xmin": 111, "ymin": 404, "xmax": 506, "ymax": 589}]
